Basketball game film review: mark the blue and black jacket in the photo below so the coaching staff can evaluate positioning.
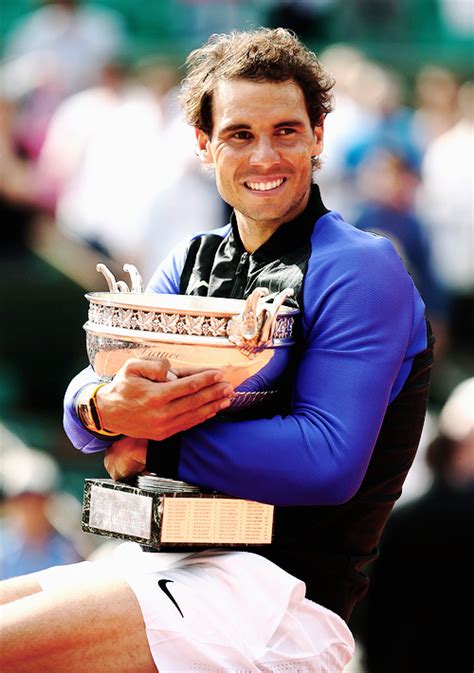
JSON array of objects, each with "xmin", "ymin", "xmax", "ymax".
[{"xmin": 64, "ymin": 185, "xmax": 433, "ymax": 620}]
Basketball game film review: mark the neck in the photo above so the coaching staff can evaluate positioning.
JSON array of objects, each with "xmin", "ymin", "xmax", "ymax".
[
  {"xmin": 234, "ymin": 215, "xmax": 283, "ymax": 254},
  {"xmin": 235, "ymin": 190, "xmax": 311, "ymax": 254}
]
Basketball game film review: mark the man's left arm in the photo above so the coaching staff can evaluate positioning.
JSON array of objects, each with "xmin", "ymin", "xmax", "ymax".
[{"xmin": 149, "ymin": 241, "xmax": 427, "ymax": 506}]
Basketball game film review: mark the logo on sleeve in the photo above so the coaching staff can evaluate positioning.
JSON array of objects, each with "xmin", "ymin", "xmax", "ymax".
[{"xmin": 157, "ymin": 579, "xmax": 184, "ymax": 618}]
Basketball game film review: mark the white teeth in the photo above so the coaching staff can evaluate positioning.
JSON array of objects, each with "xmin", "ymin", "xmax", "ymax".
[{"xmin": 246, "ymin": 178, "xmax": 284, "ymax": 191}]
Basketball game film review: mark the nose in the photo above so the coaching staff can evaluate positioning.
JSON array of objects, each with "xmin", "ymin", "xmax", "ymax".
[{"xmin": 249, "ymin": 137, "xmax": 280, "ymax": 167}]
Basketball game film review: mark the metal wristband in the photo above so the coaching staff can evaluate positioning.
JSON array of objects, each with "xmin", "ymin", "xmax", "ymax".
[{"xmin": 76, "ymin": 383, "xmax": 121, "ymax": 438}]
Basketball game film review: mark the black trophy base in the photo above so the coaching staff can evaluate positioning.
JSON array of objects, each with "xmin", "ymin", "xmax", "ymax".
[{"xmin": 82, "ymin": 476, "xmax": 274, "ymax": 550}]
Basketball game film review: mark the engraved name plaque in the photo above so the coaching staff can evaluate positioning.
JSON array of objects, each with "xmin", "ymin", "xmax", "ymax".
[
  {"xmin": 160, "ymin": 497, "xmax": 274, "ymax": 545},
  {"xmin": 89, "ymin": 484, "xmax": 153, "ymax": 540},
  {"xmin": 82, "ymin": 478, "xmax": 274, "ymax": 549}
]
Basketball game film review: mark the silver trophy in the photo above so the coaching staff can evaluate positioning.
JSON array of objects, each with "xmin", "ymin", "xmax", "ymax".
[
  {"xmin": 82, "ymin": 264, "xmax": 299, "ymax": 549},
  {"xmin": 85, "ymin": 263, "xmax": 298, "ymax": 409}
]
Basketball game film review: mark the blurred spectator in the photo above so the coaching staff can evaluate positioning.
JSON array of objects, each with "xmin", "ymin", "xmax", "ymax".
[
  {"xmin": 318, "ymin": 45, "xmax": 377, "ymax": 218},
  {"xmin": 344, "ymin": 64, "xmax": 420, "ymax": 178},
  {"xmin": 354, "ymin": 146, "xmax": 450, "ymax": 353},
  {"xmin": 0, "ymin": 427, "xmax": 83, "ymax": 579},
  {"xmin": 321, "ymin": 58, "xmax": 422, "ymax": 222},
  {"xmin": 418, "ymin": 80, "xmax": 474, "ymax": 379},
  {"xmin": 3, "ymin": 0, "xmax": 126, "ymax": 98},
  {"xmin": 33, "ymin": 59, "xmax": 139, "ymax": 219},
  {"xmin": 1, "ymin": 52, "xmax": 225, "ymax": 281},
  {"xmin": 37, "ymin": 65, "xmax": 225, "ymax": 277},
  {"xmin": 360, "ymin": 378, "xmax": 474, "ymax": 673},
  {"xmin": 1, "ymin": 0, "xmax": 126, "ymax": 159},
  {"xmin": 37, "ymin": 60, "xmax": 167, "ymax": 262},
  {"xmin": 419, "ymin": 80, "xmax": 473, "ymax": 295},
  {"xmin": 412, "ymin": 65, "xmax": 460, "ymax": 149}
]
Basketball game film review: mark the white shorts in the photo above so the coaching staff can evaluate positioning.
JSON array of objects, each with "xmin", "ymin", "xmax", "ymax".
[{"xmin": 37, "ymin": 542, "xmax": 354, "ymax": 673}]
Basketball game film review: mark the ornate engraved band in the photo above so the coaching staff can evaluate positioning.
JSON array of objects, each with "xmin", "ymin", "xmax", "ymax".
[{"xmin": 87, "ymin": 301, "xmax": 295, "ymax": 342}]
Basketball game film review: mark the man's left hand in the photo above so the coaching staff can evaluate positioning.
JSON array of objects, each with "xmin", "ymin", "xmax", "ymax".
[{"xmin": 104, "ymin": 437, "xmax": 148, "ymax": 480}]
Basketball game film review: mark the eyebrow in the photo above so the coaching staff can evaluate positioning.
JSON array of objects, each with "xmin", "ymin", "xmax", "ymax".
[
  {"xmin": 219, "ymin": 120, "xmax": 305, "ymax": 134},
  {"xmin": 219, "ymin": 123, "xmax": 251, "ymax": 134},
  {"xmin": 274, "ymin": 120, "xmax": 306, "ymax": 128}
]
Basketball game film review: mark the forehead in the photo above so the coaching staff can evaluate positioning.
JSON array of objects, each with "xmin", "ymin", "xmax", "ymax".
[{"xmin": 211, "ymin": 78, "xmax": 310, "ymax": 131}]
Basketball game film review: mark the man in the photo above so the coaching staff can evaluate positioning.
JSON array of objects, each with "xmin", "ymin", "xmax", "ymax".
[{"xmin": 0, "ymin": 28, "xmax": 433, "ymax": 672}]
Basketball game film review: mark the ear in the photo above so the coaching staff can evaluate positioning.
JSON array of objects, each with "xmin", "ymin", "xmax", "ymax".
[
  {"xmin": 312, "ymin": 122, "xmax": 324, "ymax": 156},
  {"xmin": 195, "ymin": 128, "xmax": 214, "ymax": 166}
]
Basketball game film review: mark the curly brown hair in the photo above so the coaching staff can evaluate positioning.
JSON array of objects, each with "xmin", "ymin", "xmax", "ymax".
[{"xmin": 180, "ymin": 27, "xmax": 335, "ymax": 137}]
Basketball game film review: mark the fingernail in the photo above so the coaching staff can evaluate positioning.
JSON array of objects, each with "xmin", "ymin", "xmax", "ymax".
[
  {"xmin": 166, "ymin": 370, "xmax": 178, "ymax": 381},
  {"xmin": 213, "ymin": 372, "xmax": 224, "ymax": 382},
  {"xmin": 222, "ymin": 386, "xmax": 234, "ymax": 396},
  {"xmin": 220, "ymin": 399, "xmax": 232, "ymax": 410}
]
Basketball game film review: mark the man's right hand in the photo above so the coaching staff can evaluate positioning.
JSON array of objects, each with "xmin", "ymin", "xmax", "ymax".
[{"xmin": 95, "ymin": 358, "xmax": 234, "ymax": 441}]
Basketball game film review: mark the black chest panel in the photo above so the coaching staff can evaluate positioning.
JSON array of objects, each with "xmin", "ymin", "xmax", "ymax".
[{"xmin": 179, "ymin": 186, "xmax": 329, "ymax": 309}]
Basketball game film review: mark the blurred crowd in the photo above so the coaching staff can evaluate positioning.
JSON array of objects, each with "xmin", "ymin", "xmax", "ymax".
[{"xmin": 0, "ymin": 2, "xmax": 472, "ymax": 671}]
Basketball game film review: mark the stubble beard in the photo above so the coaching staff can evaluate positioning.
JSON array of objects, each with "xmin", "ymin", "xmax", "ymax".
[{"xmin": 237, "ymin": 183, "xmax": 311, "ymax": 231}]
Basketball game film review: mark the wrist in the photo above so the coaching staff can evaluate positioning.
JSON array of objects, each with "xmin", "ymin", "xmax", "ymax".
[{"xmin": 75, "ymin": 383, "xmax": 121, "ymax": 439}]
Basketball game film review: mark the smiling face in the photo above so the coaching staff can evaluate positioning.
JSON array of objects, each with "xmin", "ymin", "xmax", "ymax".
[{"xmin": 196, "ymin": 78, "xmax": 323, "ymax": 251}]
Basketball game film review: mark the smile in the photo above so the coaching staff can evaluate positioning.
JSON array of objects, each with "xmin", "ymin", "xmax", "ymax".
[{"xmin": 244, "ymin": 178, "xmax": 286, "ymax": 192}]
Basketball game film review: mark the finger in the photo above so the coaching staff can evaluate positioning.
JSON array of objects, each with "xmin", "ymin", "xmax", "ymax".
[
  {"xmin": 122, "ymin": 357, "xmax": 171, "ymax": 383},
  {"xmin": 165, "ymin": 396, "xmax": 233, "ymax": 436},
  {"xmin": 159, "ymin": 369, "xmax": 228, "ymax": 402},
  {"xmin": 167, "ymin": 381, "xmax": 233, "ymax": 416},
  {"xmin": 172, "ymin": 364, "xmax": 223, "ymax": 378}
]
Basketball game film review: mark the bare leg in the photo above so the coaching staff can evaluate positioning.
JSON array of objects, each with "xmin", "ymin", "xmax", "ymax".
[
  {"xmin": 0, "ymin": 578, "xmax": 158, "ymax": 673},
  {"xmin": 0, "ymin": 574, "xmax": 43, "ymax": 605}
]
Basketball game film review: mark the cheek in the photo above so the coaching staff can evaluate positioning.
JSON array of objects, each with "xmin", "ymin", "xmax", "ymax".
[
  {"xmin": 214, "ymin": 150, "xmax": 241, "ymax": 183},
  {"xmin": 213, "ymin": 170, "xmax": 234, "ymax": 202},
  {"xmin": 282, "ymin": 142, "xmax": 315, "ymax": 165}
]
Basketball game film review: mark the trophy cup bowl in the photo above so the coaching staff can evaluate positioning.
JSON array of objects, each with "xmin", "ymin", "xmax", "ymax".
[{"xmin": 84, "ymin": 264, "xmax": 299, "ymax": 410}]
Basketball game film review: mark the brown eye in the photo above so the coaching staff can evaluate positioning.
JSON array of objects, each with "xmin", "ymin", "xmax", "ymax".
[{"xmin": 232, "ymin": 131, "xmax": 252, "ymax": 140}]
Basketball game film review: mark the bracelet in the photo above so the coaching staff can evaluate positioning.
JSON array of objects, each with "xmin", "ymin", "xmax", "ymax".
[{"xmin": 76, "ymin": 383, "xmax": 121, "ymax": 438}]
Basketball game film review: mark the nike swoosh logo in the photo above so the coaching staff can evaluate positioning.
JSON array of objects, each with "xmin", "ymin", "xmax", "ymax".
[{"xmin": 157, "ymin": 579, "xmax": 184, "ymax": 618}]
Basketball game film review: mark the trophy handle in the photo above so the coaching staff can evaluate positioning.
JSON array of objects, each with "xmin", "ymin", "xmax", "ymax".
[
  {"xmin": 259, "ymin": 288, "xmax": 294, "ymax": 343},
  {"xmin": 227, "ymin": 286, "xmax": 294, "ymax": 357},
  {"xmin": 123, "ymin": 264, "xmax": 144, "ymax": 294},
  {"xmin": 96, "ymin": 263, "xmax": 120, "ymax": 292},
  {"xmin": 95, "ymin": 263, "xmax": 144, "ymax": 293},
  {"xmin": 241, "ymin": 287, "xmax": 269, "ymax": 339}
]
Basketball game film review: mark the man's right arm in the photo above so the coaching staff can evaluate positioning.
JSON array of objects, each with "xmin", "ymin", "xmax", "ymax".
[{"xmin": 63, "ymin": 360, "xmax": 234, "ymax": 454}]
